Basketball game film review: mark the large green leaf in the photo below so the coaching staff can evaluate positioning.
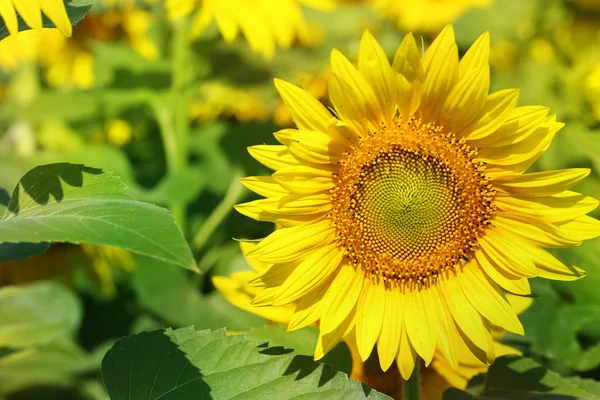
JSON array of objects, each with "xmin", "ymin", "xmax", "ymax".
[
  {"xmin": 246, "ymin": 325, "xmax": 353, "ymax": 375},
  {"xmin": 444, "ymin": 355, "xmax": 600, "ymax": 399},
  {"xmin": 517, "ymin": 280, "xmax": 600, "ymax": 372},
  {"xmin": 101, "ymin": 327, "xmax": 388, "ymax": 400},
  {"xmin": 0, "ymin": 0, "xmax": 95, "ymax": 41},
  {"xmin": 0, "ymin": 163, "xmax": 196, "ymax": 271},
  {"xmin": 0, "ymin": 339, "xmax": 103, "ymax": 394},
  {"xmin": 133, "ymin": 256, "xmax": 263, "ymax": 331},
  {"xmin": 0, "ymin": 282, "xmax": 81, "ymax": 348}
]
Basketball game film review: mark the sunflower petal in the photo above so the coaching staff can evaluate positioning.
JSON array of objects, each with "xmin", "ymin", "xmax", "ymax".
[
  {"xmin": 40, "ymin": 0, "xmax": 72, "ymax": 37},
  {"xmin": 274, "ymin": 78, "xmax": 333, "ymax": 131},
  {"xmin": 358, "ymin": 30, "xmax": 396, "ymax": 120},
  {"xmin": 377, "ymin": 286, "xmax": 403, "ymax": 371},
  {"xmin": 321, "ymin": 264, "xmax": 364, "ymax": 334},
  {"xmin": 356, "ymin": 280, "xmax": 386, "ymax": 361},
  {"xmin": 271, "ymin": 244, "xmax": 343, "ymax": 305},
  {"xmin": 248, "ymin": 220, "xmax": 335, "ymax": 263}
]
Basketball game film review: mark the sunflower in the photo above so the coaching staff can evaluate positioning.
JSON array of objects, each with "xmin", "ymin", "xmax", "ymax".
[
  {"xmin": 0, "ymin": 0, "xmax": 71, "ymax": 37},
  {"xmin": 235, "ymin": 26, "xmax": 600, "ymax": 379},
  {"xmin": 372, "ymin": 0, "xmax": 492, "ymax": 33},
  {"xmin": 165, "ymin": 0, "xmax": 334, "ymax": 58},
  {"xmin": 213, "ymin": 242, "xmax": 531, "ymax": 399},
  {"xmin": 0, "ymin": 6, "xmax": 158, "ymax": 88}
]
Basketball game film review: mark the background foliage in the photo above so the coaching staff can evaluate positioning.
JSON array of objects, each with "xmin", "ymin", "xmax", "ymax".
[{"xmin": 2, "ymin": 0, "xmax": 600, "ymax": 399}]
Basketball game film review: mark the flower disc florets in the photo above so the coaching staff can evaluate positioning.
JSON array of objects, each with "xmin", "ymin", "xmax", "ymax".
[{"xmin": 330, "ymin": 117, "xmax": 496, "ymax": 287}]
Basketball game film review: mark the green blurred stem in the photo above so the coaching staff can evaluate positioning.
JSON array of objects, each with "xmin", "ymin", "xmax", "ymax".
[
  {"xmin": 156, "ymin": 17, "xmax": 192, "ymax": 228},
  {"xmin": 192, "ymin": 172, "xmax": 247, "ymax": 252},
  {"xmin": 404, "ymin": 362, "xmax": 420, "ymax": 400}
]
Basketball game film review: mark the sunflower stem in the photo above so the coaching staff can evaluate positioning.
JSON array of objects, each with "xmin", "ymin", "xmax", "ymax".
[
  {"xmin": 192, "ymin": 171, "xmax": 246, "ymax": 252},
  {"xmin": 404, "ymin": 362, "xmax": 420, "ymax": 400}
]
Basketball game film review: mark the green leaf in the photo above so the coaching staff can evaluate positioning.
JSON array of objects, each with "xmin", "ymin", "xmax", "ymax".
[
  {"xmin": 246, "ymin": 325, "xmax": 353, "ymax": 375},
  {"xmin": 101, "ymin": 327, "xmax": 389, "ymax": 400},
  {"xmin": 0, "ymin": 340, "xmax": 96, "ymax": 394},
  {"xmin": 444, "ymin": 355, "xmax": 600, "ymax": 399},
  {"xmin": 133, "ymin": 256, "xmax": 264, "ymax": 331},
  {"xmin": 0, "ymin": 242, "xmax": 50, "ymax": 262},
  {"xmin": 0, "ymin": 0, "xmax": 95, "ymax": 41},
  {"xmin": 0, "ymin": 282, "xmax": 81, "ymax": 348},
  {"xmin": 517, "ymin": 280, "xmax": 600, "ymax": 372},
  {"xmin": 0, "ymin": 163, "xmax": 196, "ymax": 272}
]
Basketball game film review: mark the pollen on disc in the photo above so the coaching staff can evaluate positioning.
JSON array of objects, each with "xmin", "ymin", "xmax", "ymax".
[{"xmin": 330, "ymin": 117, "xmax": 495, "ymax": 287}]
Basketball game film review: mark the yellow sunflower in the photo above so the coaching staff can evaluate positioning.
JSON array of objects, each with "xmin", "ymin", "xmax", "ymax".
[
  {"xmin": 214, "ymin": 242, "xmax": 531, "ymax": 399},
  {"xmin": 165, "ymin": 0, "xmax": 334, "ymax": 58},
  {"xmin": 235, "ymin": 26, "xmax": 600, "ymax": 379},
  {"xmin": 0, "ymin": 0, "xmax": 71, "ymax": 37},
  {"xmin": 373, "ymin": 0, "xmax": 492, "ymax": 33}
]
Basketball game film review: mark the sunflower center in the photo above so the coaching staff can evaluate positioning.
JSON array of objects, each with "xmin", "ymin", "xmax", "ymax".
[{"xmin": 330, "ymin": 117, "xmax": 495, "ymax": 286}]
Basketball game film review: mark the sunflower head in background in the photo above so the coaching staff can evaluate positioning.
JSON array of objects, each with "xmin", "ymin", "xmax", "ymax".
[
  {"xmin": 165, "ymin": 0, "xmax": 335, "ymax": 58},
  {"xmin": 0, "ymin": 0, "xmax": 72, "ymax": 37},
  {"xmin": 235, "ymin": 26, "xmax": 600, "ymax": 379}
]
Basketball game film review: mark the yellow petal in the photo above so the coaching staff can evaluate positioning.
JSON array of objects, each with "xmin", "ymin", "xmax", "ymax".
[
  {"xmin": 247, "ymin": 145, "xmax": 300, "ymax": 171},
  {"xmin": 459, "ymin": 89, "xmax": 519, "ymax": 140},
  {"xmin": 440, "ymin": 273, "xmax": 491, "ymax": 356},
  {"xmin": 475, "ymin": 250, "xmax": 532, "ymax": 295},
  {"xmin": 249, "ymin": 220, "xmax": 335, "ymax": 263},
  {"xmin": 251, "ymin": 262, "xmax": 295, "ymax": 288},
  {"xmin": 12, "ymin": 0, "xmax": 42, "ymax": 30},
  {"xmin": 212, "ymin": 273, "xmax": 293, "ymax": 324},
  {"xmin": 392, "ymin": 32, "xmax": 424, "ymax": 118},
  {"xmin": 493, "ymin": 169, "xmax": 591, "ymax": 197},
  {"xmin": 0, "ymin": 0, "xmax": 19, "ymax": 35},
  {"xmin": 274, "ymin": 128, "xmax": 349, "ymax": 165},
  {"xmin": 555, "ymin": 215, "xmax": 600, "ymax": 242},
  {"xmin": 358, "ymin": 30, "xmax": 396, "ymax": 120},
  {"xmin": 477, "ymin": 119, "xmax": 560, "ymax": 166},
  {"xmin": 274, "ymin": 78, "xmax": 333, "ymax": 132},
  {"xmin": 315, "ymin": 308, "xmax": 356, "ymax": 360},
  {"xmin": 271, "ymin": 243, "xmax": 343, "ymax": 305},
  {"xmin": 396, "ymin": 324, "xmax": 417, "ymax": 380},
  {"xmin": 470, "ymin": 106, "xmax": 550, "ymax": 148},
  {"xmin": 494, "ymin": 215, "xmax": 580, "ymax": 248},
  {"xmin": 273, "ymin": 166, "xmax": 334, "ymax": 194},
  {"xmin": 235, "ymin": 193, "xmax": 330, "ymax": 223},
  {"xmin": 40, "ymin": 0, "xmax": 72, "ymax": 37},
  {"xmin": 479, "ymin": 231, "xmax": 538, "ymax": 277},
  {"xmin": 441, "ymin": 65, "xmax": 489, "ymax": 131},
  {"xmin": 459, "ymin": 31, "xmax": 490, "ymax": 79},
  {"xmin": 320, "ymin": 264, "xmax": 364, "ymax": 334},
  {"xmin": 420, "ymin": 25, "xmax": 459, "ymax": 122},
  {"xmin": 377, "ymin": 286, "xmax": 403, "ymax": 371},
  {"xmin": 459, "ymin": 265, "xmax": 524, "ymax": 334},
  {"xmin": 404, "ymin": 287, "xmax": 436, "ymax": 365},
  {"xmin": 239, "ymin": 241, "xmax": 272, "ymax": 272},
  {"xmin": 287, "ymin": 282, "xmax": 329, "ymax": 331},
  {"xmin": 330, "ymin": 48, "xmax": 380, "ymax": 130},
  {"xmin": 425, "ymin": 286, "xmax": 459, "ymax": 368},
  {"xmin": 495, "ymin": 192, "xmax": 599, "ymax": 223},
  {"xmin": 240, "ymin": 176, "xmax": 288, "ymax": 198},
  {"xmin": 392, "ymin": 32, "xmax": 424, "ymax": 83},
  {"xmin": 356, "ymin": 279, "xmax": 386, "ymax": 361}
]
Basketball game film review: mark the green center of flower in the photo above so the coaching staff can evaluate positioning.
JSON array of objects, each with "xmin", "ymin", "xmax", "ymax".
[{"xmin": 330, "ymin": 117, "xmax": 495, "ymax": 286}]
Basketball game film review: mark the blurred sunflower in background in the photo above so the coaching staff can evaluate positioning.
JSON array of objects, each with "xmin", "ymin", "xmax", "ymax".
[
  {"xmin": 0, "ymin": 0, "xmax": 72, "ymax": 36},
  {"xmin": 165, "ymin": 0, "xmax": 335, "ymax": 58},
  {"xmin": 235, "ymin": 26, "xmax": 600, "ymax": 378},
  {"xmin": 0, "ymin": 2, "xmax": 158, "ymax": 89},
  {"xmin": 372, "ymin": 0, "xmax": 492, "ymax": 33}
]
